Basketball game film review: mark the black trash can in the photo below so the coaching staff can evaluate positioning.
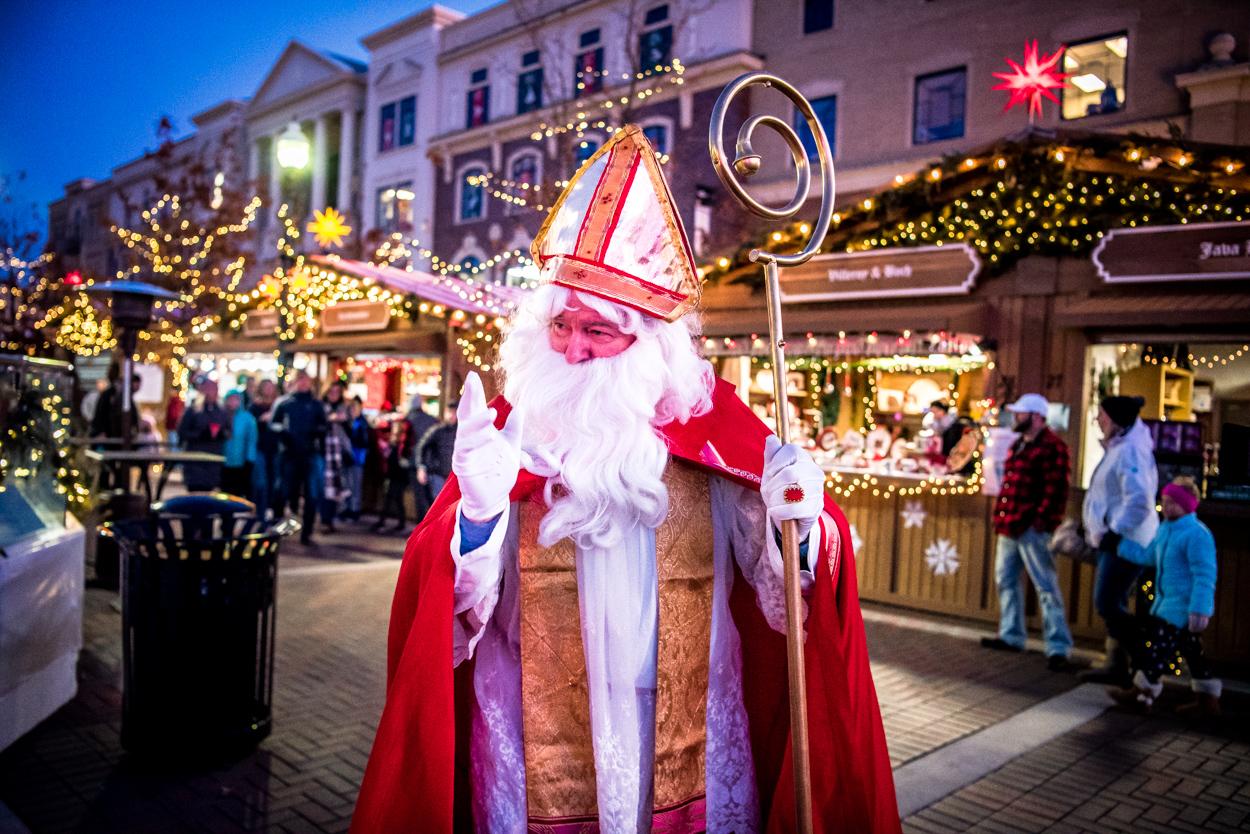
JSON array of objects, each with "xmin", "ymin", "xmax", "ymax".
[{"xmin": 102, "ymin": 493, "xmax": 299, "ymax": 757}]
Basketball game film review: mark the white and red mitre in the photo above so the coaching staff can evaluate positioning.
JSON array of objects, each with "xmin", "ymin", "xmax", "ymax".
[{"xmin": 531, "ymin": 124, "xmax": 702, "ymax": 322}]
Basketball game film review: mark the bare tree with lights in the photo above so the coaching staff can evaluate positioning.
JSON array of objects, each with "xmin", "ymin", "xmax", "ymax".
[{"xmin": 88, "ymin": 119, "xmax": 261, "ymax": 384}]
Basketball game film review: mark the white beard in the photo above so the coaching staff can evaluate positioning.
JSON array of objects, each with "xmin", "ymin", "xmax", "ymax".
[{"xmin": 497, "ymin": 288, "xmax": 712, "ymax": 550}]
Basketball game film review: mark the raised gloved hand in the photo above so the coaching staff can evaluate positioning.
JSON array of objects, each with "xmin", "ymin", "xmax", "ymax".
[
  {"xmin": 761, "ymin": 435, "xmax": 825, "ymax": 543},
  {"xmin": 452, "ymin": 372, "xmax": 525, "ymax": 522}
]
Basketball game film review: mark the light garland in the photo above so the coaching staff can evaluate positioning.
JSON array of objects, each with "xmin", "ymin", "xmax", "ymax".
[
  {"xmin": 704, "ymin": 136, "xmax": 1250, "ymax": 283},
  {"xmin": 1142, "ymin": 343, "xmax": 1248, "ymax": 370},
  {"xmin": 233, "ymin": 205, "xmax": 408, "ymax": 343}
]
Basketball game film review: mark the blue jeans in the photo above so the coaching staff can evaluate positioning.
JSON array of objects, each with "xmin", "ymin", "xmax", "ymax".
[
  {"xmin": 344, "ymin": 464, "xmax": 363, "ymax": 515},
  {"xmin": 994, "ymin": 527, "xmax": 1074, "ymax": 657},
  {"xmin": 1093, "ymin": 536, "xmax": 1143, "ymax": 644},
  {"xmin": 252, "ymin": 451, "xmax": 282, "ymax": 517},
  {"xmin": 283, "ymin": 452, "xmax": 325, "ymax": 535}
]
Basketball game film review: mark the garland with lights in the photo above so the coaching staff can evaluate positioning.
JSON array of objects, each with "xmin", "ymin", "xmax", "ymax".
[
  {"xmin": 232, "ymin": 205, "xmax": 410, "ymax": 344},
  {"xmin": 704, "ymin": 131, "xmax": 1250, "ymax": 285},
  {"xmin": 458, "ymin": 61, "xmax": 686, "ymax": 214}
]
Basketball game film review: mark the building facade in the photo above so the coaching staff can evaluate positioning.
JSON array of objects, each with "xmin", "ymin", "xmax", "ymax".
[{"xmin": 47, "ymin": 1, "xmax": 1250, "ymax": 280}]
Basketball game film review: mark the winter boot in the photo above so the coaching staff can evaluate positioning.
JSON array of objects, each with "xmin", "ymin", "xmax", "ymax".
[
  {"xmin": 1107, "ymin": 670, "xmax": 1162, "ymax": 712},
  {"xmin": 1175, "ymin": 678, "xmax": 1222, "ymax": 718},
  {"xmin": 1078, "ymin": 637, "xmax": 1129, "ymax": 685}
]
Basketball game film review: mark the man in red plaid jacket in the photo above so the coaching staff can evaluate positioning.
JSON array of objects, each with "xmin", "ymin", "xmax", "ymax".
[{"xmin": 982, "ymin": 393, "xmax": 1074, "ymax": 671}]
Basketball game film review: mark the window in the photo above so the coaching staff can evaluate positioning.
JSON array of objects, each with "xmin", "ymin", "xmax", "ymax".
[
  {"xmin": 466, "ymin": 69, "xmax": 490, "ymax": 129},
  {"xmin": 377, "ymin": 182, "xmax": 414, "ymax": 233},
  {"xmin": 379, "ymin": 102, "xmax": 396, "ymax": 152},
  {"xmin": 913, "ymin": 68, "xmax": 966, "ymax": 144},
  {"xmin": 507, "ymin": 153, "xmax": 541, "ymax": 214},
  {"xmin": 642, "ymin": 123, "xmax": 669, "ymax": 155},
  {"xmin": 522, "ymin": 50, "xmax": 540, "ymax": 66},
  {"xmin": 794, "ymin": 94, "xmax": 836, "ymax": 160},
  {"xmin": 639, "ymin": 6, "xmax": 672, "ymax": 72},
  {"xmin": 1062, "ymin": 33, "xmax": 1127, "ymax": 119},
  {"xmin": 459, "ymin": 166, "xmax": 485, "ymax": 222},
  {"xmin": 575, "ymin": 29, "xmax": 604, "ymax": 97},
  {"xmin": 803, "ymin": 0, "xmax": 834, "ymax": 34},
  {"xmin": 518, "ymin": 65, "xmax": 544, "ymax": 114},
  {"xmin": 379, "ymin": 96, "xmax": 416, "ymax": 151},
  {"xmin": 576, "ymin": 136, "xmax": 601, "ymax": 163},
  {"xmin": 399, "ymin": 96, "xmax": 416, "ymax": 146}
]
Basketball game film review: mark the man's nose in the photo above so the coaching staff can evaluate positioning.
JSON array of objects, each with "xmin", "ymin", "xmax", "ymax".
[{"xmin": 563, "ymin": 332, "xmax": 592, "ymax": 363}]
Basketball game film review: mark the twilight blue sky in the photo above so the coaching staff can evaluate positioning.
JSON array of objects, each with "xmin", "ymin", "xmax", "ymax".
[{"xmin": 0, "ymin": 0, "xmax": 497, "ymax": 235}]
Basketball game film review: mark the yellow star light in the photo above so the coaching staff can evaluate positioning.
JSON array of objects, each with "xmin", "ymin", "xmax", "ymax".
[{"xmin": 307, "ymin": 207, "xmax": 352, "ymax": 249}]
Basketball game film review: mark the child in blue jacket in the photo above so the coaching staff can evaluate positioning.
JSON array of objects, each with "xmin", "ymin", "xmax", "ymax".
[{"xmin": 1111, "ymin": 477, "xmax": 1220, "ymax": 715}]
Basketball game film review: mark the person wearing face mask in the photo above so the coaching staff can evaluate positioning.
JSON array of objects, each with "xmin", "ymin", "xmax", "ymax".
[{"xmin": 981, "ymin": 393, "xmax": 1074, "ymax": 670}]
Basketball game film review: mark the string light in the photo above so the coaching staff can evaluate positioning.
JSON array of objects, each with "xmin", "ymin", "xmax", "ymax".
[{"xmin": 703, "ymin": 136, "xmax": 1250, "ymax": 282}]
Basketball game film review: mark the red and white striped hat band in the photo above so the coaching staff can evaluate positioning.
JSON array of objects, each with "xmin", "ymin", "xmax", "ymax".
[{"xmin": 530, "ymin": 125, "xmax": 702, "ymax": 322}]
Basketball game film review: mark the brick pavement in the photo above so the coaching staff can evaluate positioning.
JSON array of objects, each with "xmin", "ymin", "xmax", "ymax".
[{"xmin": 1, "ymin": 523, "xmax": 1245, "ymax": 833}]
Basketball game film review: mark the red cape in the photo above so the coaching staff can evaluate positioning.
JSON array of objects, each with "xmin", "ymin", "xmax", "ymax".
[{"xmin": 351, "ymin": 379, "xmax": 900, "ymax": 833}]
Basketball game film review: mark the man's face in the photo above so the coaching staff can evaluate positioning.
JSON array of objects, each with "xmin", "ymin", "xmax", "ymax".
[
  {"xmin": 258, "ymin": 380, "xmax": 277, "ymax": 402},
  {"xmin": 1013, "ymin": 411, "xmax": 1038, "ymax": 433},
  {"xmin": 202, "ymin": 382, "xmax": 218, "ymax": 402},
  {"xmin": 548, "ymin": 299, "xmax": 637, "ymax": 364},
  {"xmin": 225, "ymin": 394, "xmax": 240, "ymax": 413},
  {"xmin": 294, "ymin": 374, "xmax": 312, "ymax": 394}
]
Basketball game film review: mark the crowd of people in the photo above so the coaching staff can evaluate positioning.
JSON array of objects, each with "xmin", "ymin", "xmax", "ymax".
[
  {"xmin": 108, "ymin": 369, "xmax": 459, "ymax": 547},
  {"xmin": 981, "ymin": 391, "xmax": 1222, "ymax": 717}
]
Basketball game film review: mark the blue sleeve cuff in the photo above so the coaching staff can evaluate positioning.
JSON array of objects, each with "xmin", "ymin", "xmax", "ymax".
[
  {"xmin": 773, "ymin": 526, "xmax": 812, "ymax": 572},
  {"xmin": 460, "ymin": 512, "xmax": 503, "ymax": 555}
]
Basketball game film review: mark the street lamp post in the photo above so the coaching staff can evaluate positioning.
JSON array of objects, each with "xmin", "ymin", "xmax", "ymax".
[{"xmin": 275, "ymin": 120, "xmax": 310, "ymax": 386}]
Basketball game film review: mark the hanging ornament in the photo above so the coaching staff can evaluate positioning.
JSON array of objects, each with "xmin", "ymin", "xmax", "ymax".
[
  {"xmin": 992, "ymin": 40, "xmax": 1068, "ymax": 122},
  {"xmin": 307, "ymin": 207, "xmax": 353, "ymax": 249}
]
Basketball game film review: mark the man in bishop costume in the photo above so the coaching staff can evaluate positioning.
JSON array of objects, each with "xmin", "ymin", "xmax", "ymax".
[{"xmin": 351, "ymin": 125, "xmax": 899, "ymax": 833}]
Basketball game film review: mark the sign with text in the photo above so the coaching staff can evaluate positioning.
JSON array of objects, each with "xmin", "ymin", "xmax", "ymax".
[
  {"xmin": 778, "ymin": 244, "xmax": 981, "ymax": 303},
  {"xmin": 321, "ymin": 300, "xmax": 391, "ymax": 334},
  {"xmin": 242, "ymin": 309, "xmax": 279, "ymax": 338},
  {"xmin": 1092, "ymin": 220, "xmax": 1250, "ymax": 283}
]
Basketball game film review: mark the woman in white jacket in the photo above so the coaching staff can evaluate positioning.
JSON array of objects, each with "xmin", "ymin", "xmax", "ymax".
[{"xmin": 1080, "ymin": 395, "xmax": 1158, "ymax": 684}]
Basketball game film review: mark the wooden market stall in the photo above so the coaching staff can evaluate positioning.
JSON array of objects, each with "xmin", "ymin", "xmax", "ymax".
[{"xmin": 700, "ymin": 129, "xmax": 1250, "ymax": 672}]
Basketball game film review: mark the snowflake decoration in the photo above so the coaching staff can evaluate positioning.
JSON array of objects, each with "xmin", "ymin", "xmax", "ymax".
[
  {"xmin": 307, "ymin": 206, "xmax": 352, "ymax": 249},
  {"xmin": 992, "ymin": 40, "xmax": 1068, "ymax": 120},
  {"xmin": 901, "ymin": 500, "xmax": 927, "ymax": 529},
  {"xmin": 924, "ymin": 538, "xmax": 960, "ymax": 576},
  {"xmin": 849, "ymin": 523, "xmax": 864, "ymax": 555}
]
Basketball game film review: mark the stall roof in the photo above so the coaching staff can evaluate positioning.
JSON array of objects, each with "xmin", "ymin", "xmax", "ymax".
[{"xmin": 309, "ymin": 255, "xmax": 528, "ymax": 319}]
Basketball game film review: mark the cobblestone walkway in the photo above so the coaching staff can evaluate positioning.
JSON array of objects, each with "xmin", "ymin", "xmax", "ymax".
[{"xmin": 1, "ymin": 526, "xmax": 1245, "ymax": 833}]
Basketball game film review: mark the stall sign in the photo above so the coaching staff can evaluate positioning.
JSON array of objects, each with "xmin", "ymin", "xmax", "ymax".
[
  {"xmin": 1092, "ymin": 220, "xmax": 1250, "ymax": 283},
  {"xmin": 242, "ymin": 309, "xmax": 279, "ymax": 337},
  {"xmin": 321, "ymin": 300, "xmax": 391, "ymax": 334},
  {"xmin": 779, "ymin": 243, "xmax": 981, "ymax": 302}
]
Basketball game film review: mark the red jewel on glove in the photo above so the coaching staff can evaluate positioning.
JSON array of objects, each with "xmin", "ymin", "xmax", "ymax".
[{"xmin": 784, "ymin": 484, "xmax": 805, "ymax": 504}]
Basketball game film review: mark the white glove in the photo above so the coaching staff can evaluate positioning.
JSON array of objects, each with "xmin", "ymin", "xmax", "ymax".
[
  {"xmin": 452, "ymin": 372, "xmax": 525, "ymax": 522},
  {"xmin": 761, "ymin": 435, "xmax": 825, "ymax": 543}
]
